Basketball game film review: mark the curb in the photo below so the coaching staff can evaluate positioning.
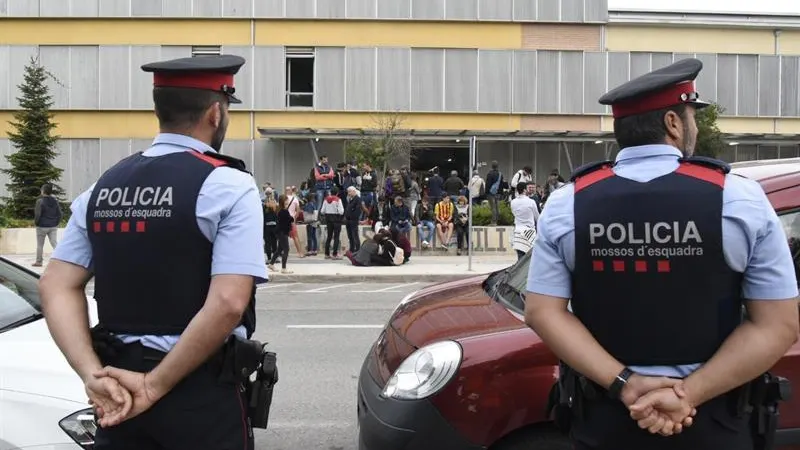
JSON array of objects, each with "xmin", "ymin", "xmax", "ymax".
[{"xmin": 261, "ymin": 272, "xmax": 490, "ymax": 284}]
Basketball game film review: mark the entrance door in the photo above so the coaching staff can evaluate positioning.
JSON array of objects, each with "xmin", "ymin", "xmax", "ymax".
[{"xmin": 411, "ymin": 146, "xmax": 470, "ymax": 182}]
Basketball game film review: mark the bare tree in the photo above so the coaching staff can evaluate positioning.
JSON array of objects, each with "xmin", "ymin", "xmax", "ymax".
[{"xmin": 344, "ymin": 112, "xmax": 413, "ymax": 190}]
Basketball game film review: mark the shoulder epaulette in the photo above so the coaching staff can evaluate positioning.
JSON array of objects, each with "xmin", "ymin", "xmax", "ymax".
[
  {"xmin": 679, "ymin": 156, "xmax": 731, "ymax": 174},
  {"xmin": 569, "ymin": 160, "xmax": 614, "ymax": 182},
  {"xmin": 203, "ymin": 152, "xmax": 252, "ymax": 176}
]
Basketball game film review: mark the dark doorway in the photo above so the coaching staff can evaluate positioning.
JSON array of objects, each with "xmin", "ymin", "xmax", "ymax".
[{"xmin": 410, "ymin": 146, "xmax": 470, "ymax": 182}]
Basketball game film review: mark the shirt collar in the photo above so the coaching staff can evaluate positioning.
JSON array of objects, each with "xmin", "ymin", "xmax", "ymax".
[
  {"xmin": 151, "ymin": 133, "xmax": 216, "ymax": 154},
  {"xmin": 615, "ymin": 144, "xmax": 682, "ymax": 164}
]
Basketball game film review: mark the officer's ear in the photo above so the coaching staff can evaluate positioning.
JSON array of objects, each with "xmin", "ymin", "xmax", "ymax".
[
  {"xmin": 208, "ymin": 102, "xmax": 222, "ymax": 128},
  {"xmin": 663, "ymin": 110, "xmax": 685, "ymax": 144}
]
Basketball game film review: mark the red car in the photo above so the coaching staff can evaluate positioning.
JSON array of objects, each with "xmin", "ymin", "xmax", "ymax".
[{"xmin": 357, "ymin": 157, "xmax": 800, "ymax": 450}]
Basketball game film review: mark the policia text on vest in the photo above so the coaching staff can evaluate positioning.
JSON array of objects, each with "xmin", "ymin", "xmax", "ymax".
[
  {"xmin": 587, "ymin": 221, "xmax": 703, "ymax": 259},
  {"xmin": 91, "ymin": 186, "xmax": 173, "ymax": 220}
]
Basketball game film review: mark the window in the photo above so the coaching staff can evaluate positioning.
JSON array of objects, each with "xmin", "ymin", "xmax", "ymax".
[
  {"xmin": 780, "ymin": 210, "xmax": 800, "ymax": 287},
  {"xmin": 0, "ymin": 259, "xmax": 43, "ymax": 334},
  {"xmin": 285, "ymin": 47, "xmax": 315, "ymax": 108},
  {"xmin": 192, "ymin": 46, "xmax": 222, "ymax": 57}
]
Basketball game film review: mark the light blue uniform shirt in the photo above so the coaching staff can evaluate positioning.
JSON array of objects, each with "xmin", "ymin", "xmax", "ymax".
[
  {"xmin": 527, "ymin": 144, "xmax": 799, "ymax": 378},
  {"xmin": 52, "ymin": 133, "xmax": 269, "ymax": 353}
]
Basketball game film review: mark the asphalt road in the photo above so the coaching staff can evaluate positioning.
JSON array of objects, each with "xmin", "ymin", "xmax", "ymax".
[{"xmin": 249, "ymin": 281, "xmax": 427, "ymax": 450}]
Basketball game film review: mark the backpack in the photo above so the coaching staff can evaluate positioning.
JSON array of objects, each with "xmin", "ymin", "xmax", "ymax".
[
  {"xmin": 490, "ymin": 173, "xmax": 502, "ymax": 195},
  {"xmin": 390, "ymin": 173, "xmax": 406, "ymax": 194}
]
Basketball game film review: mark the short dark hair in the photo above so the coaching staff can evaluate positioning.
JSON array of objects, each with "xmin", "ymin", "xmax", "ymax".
[
  {"xmin": 614, "ymin": 104, "xmax": 688, "ymax": 149},
  {"xmin": 41, "ymin": 183, "xmax": 52, "ymax": 195},
  {"xmin": 516, "ymin": 182, "xmax": 527, "ymax": 194},
  {"xmin": 491, "ymin": 161, "xmax": 499, "ymax": 169},
  {"xmin": 319, "ymin": 155, "xmax": 327, "ymax": 160},
  {"xmin": 330, "ymin": 186, "xmax": 339, "ymax": 196},
  {"xmin": 153, "ymin": 87, "xmax": 228, "ymax": 130}
]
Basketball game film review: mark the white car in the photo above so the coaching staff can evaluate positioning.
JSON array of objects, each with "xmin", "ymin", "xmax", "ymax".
[{"xmin": 0, "ymin": 257, "xmax": 97, "ymax": 449}]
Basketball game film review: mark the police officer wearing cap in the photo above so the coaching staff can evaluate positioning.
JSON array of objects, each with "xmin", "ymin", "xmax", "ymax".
[
  {"xmin": 525, "ymin": 58, "xmax": 799, "ymax": 449},
  {"xmin": 38, "ymin": 54, "xmax": 267, "ymax": 449}
]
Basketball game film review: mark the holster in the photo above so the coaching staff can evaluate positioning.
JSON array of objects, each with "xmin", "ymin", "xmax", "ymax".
[
  {"xmin": 546, "ymin": 362, "xmax": 584, "ymax": 434},
  {"xmin": 217, "ymin": 337, "xmax": 280, "ymax": 429},
  {"xmin": 89, "ymin": 325, "xmax": 127, "ymax": 365},
  {"xmin": 747, "ymin": 373, "xmax": 791, "ymax": 450}
]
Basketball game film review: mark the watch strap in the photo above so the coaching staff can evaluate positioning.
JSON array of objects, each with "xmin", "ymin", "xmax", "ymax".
[{"xmin": 608, "ymin": 367, "xmax": 634, "ymax": 399}]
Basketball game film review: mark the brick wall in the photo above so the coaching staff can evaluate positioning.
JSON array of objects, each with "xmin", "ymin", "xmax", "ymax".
[{"xmin": 522, "ymin": 24, "xmax": 603, "ymax": 51}]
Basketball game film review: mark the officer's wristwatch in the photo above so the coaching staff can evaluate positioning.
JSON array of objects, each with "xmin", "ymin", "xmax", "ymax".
[{"xmin": 608, "ymin": 367, "xmax": 634, "ymax": 400}]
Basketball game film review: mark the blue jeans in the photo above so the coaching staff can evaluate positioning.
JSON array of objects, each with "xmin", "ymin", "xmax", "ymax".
[
  {"xmin": 315, "ymin": 189, "xmax": 329, "ymax": 210},
  {"xmin": 306, "ymin": 225, "xmax": 318, "ymax": 252},
  {"xmin": 393, "ymin": 221, "xmax": 412, "ymax": 235},
  {"xmin": 361, "ymin": 192, "xmax": 375, "ymax": 220},
  {"xmin": 417, "ymin": 220, "xmax": 434, "ymax": 242}
]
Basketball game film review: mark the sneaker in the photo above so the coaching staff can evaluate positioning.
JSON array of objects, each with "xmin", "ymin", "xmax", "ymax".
[
  {"xmin": 268, "ymin": 264, "xmax": 277, "ymax": 272},
  {"xmin": 325, "ymin": 255, "xmax": 332, "ymax": 259},
  {"xmin": 281, "ymin": 268, "xmax": 293, "ymax": 274},
  {"xmin": 32, "ymin": 262, "xmax": 42, "ymax": 267}
]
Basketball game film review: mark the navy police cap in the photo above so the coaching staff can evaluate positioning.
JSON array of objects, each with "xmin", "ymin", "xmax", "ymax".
[
  {"xmin": 599, "ymin": 58, "xmax": 710, "ymax": 119},
  {"xmin": 141, "ymin": 54, "xmax": 246, "ymax": 104}
]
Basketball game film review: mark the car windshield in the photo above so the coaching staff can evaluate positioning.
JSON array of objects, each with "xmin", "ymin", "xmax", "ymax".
[{"xmin": 0, "ymin": 258, "xmax": 42, "ymax": 332}]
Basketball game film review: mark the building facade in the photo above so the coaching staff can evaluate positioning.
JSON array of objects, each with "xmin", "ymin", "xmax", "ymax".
[{"xmin": 1, "ymin": 0, "xmax": 800, "ymax": 200}]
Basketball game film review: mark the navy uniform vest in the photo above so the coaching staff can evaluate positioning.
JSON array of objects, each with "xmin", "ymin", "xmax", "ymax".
[
  {"xmin": 86, "ymin": 150, "xmax": 257, "ymax": 337},
  {"xmin": 570, "ymin": 157, "xmax": 743, "ymax": 366}
]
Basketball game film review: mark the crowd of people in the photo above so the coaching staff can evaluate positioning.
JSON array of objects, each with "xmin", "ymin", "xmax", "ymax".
[{"xmin": 259, "ymin": 155, "xmax": 570, "ymax": 271}]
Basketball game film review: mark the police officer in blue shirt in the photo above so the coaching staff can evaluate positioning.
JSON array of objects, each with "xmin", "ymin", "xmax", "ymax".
[
  {"xmin": 525, "ymin": 58, "xmax": 799, "ymax": 450},
  {"xmin": 38, "ymin": 54, "xmax": 268, "ymax": 450}
]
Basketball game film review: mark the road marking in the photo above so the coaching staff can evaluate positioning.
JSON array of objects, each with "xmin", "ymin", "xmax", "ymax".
[
  {"xmin": 353, "ymin": 282, "xmax": 418, "ymax": 293},
  {"xmin": 257, "ymin": 283, "xmax": 297, "ymax": 290},
  {"xmin": 286, "ymin": 324, "xmax": 384, "ymax": 329},
  {"xmin": 294, "ymin": 283, "xmax": 361, "ymax": 293}
]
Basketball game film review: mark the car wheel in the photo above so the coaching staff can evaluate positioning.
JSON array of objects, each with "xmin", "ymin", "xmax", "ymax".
[{"xmin": 490, "ymin": 425, "xmax": 572, "ymax": 450}]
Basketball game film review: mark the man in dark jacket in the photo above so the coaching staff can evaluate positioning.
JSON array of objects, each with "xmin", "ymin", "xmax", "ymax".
[
  {"xmin": 344, "ymin": 186, "xmax": 363, "ymax": 253},
  {"xmin": 33, "ymin": 183, "xmax": 62, "ymax": 267},
  {"xmin": 484, "ymin": 161, "xmax": 503, "ymax": 225},
  {"xmin": 443, "ymin": 170, "xmax": 465, "ymax": 203}
]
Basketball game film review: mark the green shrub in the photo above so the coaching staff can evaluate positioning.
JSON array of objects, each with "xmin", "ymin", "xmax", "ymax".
[{"xmin": 471, "ymin": 200, "xmax": 514, "ymax": 226}]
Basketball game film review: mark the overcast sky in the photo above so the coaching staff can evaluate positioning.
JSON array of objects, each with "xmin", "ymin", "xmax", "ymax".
[{"xmin": 608, "ymin": 0, "xmax": 800, "ymax": 16}]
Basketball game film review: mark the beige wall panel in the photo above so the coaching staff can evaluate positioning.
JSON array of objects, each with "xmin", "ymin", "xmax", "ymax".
[
  {"xmin": 606, "ymin": 26, "xmax": 775, "ymax": 55},
  {"xmin": 521, "ymin": 115, "xmax": 601, "ymax": 132}
]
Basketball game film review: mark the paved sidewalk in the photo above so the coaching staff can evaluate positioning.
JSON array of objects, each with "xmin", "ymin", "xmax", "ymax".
[{"xmin": 3, "ymin": 253, "xmax": 519, "ymax": 283}]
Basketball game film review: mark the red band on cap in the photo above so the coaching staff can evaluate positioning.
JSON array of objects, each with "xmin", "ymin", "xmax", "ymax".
[
  {"xmin": 153, "ymin": 72, "xmax": 234, "ymax": 91},
  {"xmin": 611, "ymin": 81, "xmax": 697, "ymax": 119}
]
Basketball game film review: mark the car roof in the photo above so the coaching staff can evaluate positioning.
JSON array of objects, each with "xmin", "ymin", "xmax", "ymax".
[{"xmin": 730, "ymin": 158, "xmax": 800, "ymax": 193}]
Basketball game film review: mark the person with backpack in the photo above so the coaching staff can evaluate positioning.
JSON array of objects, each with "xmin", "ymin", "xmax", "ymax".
[{"xmin": 485, "ymin": 161, "xmax": 503, "ymax": 226}]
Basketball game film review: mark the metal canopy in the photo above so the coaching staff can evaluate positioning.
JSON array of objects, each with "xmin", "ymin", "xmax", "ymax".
[{"xmin": 256, "ymin": 127, "xmax": 800, "ymax": 146}]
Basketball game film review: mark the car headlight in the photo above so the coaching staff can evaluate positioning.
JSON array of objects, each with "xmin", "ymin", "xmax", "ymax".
[
  {"xmin": 59, "ymin": 408, "xmax": 96, "ymax": 449},
  {"xmin": 381, "ymin": 340, "xmax": 462, "ymax": 400}
]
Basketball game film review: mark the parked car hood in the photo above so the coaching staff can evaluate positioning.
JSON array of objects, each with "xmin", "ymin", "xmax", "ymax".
[
  {"xmin": 389, "ymin": 276, "xmax": 530, "ymax": 348},
  {"xmin": 0, "ymin": 301, "xmax": 99, "ymax": 406}
]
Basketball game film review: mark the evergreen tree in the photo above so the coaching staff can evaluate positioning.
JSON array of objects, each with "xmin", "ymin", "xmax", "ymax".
[
  {"xmin": 2, "ymin": 56, "xmax": 65, "ymax": 220},
  {"xmin": 694, "ymin": 103, "xmax": 726, "ymax": 159}
]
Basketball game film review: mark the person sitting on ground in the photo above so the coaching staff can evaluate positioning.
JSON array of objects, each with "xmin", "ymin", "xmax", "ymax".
[
  {"xmin": 390, "ymin": 228, "xmax": 412, "ymax": 264},
  {"xmin": 434, "ymin": 194, "xmax": 455, "ymax": 251},
  {"xmin": 372, "ymin": 229, "xmax": 404, "ymax": 266}
]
